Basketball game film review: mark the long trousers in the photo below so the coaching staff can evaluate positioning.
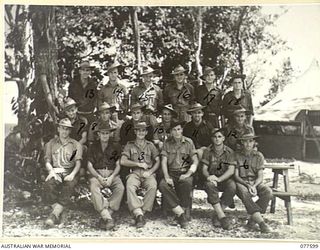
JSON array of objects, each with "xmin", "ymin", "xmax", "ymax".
[
  {"xmin": 126, "ymin": 171, "xmax": 157, "ymax": 212},
  {"xmin": 89, "ymin": 176, "xmax": 124, "ymax": 213},
  {"xmin": 204, "ymin": 178, "xmax": 236, "ymax": 206},
  {"xmin": 159, "ymin": 174, "xmax": 193, "ymax": 209},
  {"xmin": 236, "ymin": 182, "xmax": 272, "ymax": 215},
  {"xmin": 43, "ymin": 175, "xmax": 79, "ymax": 206}
]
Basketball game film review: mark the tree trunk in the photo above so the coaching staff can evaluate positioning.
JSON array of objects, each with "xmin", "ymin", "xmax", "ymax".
[
  {"xmin": 194, "ymin": 7, "xmax": 203, "ymax": 81},
  {"xmin": 235, "ymin": 7, "xmax": 247, "ymax": 77},
  {"xmin": 130, "ymin": 7, "xmax": 141, "ymax": 74},
  {"xmin": 30, "ymin": 5, "xmax": 59, "ymax": 122}
]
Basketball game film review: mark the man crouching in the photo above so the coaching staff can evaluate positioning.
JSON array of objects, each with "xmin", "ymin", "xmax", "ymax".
[
  {"xmin": 87, "ymin": 122, "xmax": 124, "ymax": 230},
  {"xmin": 43, "ymin": 118, "xmax": 83, "ymax": 227}
]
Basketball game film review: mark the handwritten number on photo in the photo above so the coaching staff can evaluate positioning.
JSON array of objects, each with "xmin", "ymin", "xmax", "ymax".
[
  {"xmin": 240, "ymin": 159, "xmax": 249, "ymax": 169},
  {"xmin": 177, "ymin": 90, "xmax": 191, "ymax": 100},
  {"xmin": 203, "ymin": 90, "xmax": 216, "ymax": 105},
  {"xmin": 85, "ymin": 89, "xmax": 95, "ymax": 99},
  {"xmin": 181, "ymin": 155, "xmax": 191, "ymax": 167},
  {"xmin": 69, "ymin": 150, "xmax": 77, "ymax": 161},
  {"xmin": 138, "ymin": 152, "xmax": 145, "ymax": 162},
  {"xmin": 228, "ymin": 98, "xmax": 241, "ymax": 105},
  {"xmin": 192, "ymin": 129, "xmax": 199, "ymax": 138},
  {"xmin": 78, "ymin": 122, "xmax": 86, "ymax": 134},
  {"xmin": 218, "ymin": 162, "xmax": 228, "ymax": 170},
  {"xmin": 91, "ymin": 122, "xmax": 98, "ymax": 130},
  {"xmin": 227, "ymin": 131, "xmax": 237, "ymax": 138}
]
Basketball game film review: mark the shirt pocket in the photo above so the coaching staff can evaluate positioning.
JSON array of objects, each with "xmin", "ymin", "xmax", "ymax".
[{"xmin": 130, "ymin": 148, "xmax": 140, "ymax": 162}]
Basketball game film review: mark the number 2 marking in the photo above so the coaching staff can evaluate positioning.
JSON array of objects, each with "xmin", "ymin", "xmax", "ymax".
[{"xmin": 78, "ymin": 122, "xmax": 86, "ymax": 135}]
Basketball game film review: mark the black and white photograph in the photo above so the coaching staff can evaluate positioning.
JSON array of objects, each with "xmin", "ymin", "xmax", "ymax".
[{"xmin": 2, "ymin": 3, "xmax": 320, "ymax": 241}]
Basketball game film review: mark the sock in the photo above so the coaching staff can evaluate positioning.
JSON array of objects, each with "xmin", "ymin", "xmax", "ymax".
[
  {"xmin": 101, "ymin": 209, "xmax": 112, "ymax": 220},
  {"xmin": 172, "ymin": 206, "xmax": 184, "ymax": 216},
  {"xmin": 133, "ymin": 208, "xmax": 143, "ymax": 217}
]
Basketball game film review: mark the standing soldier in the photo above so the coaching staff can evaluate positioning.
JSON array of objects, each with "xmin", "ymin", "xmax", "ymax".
[
  {"xmin": 97, "ymin": 62, "xmax": 128, "ymax": 114},
  {"xmin": 221, "ymin": 74, "xmax": 254, "ymax": 125},
  {"xmin": 87, "ymin": 122, "xmax": 124, "ymax": 230},
  {"xmin": 120, "ymin": 122, "xmax": 160, "ymax": 228},
  {"xmin": 201, "ymin": 128, "xmax": 236, "ymax": 230},
  {"xmin": 68, "ymin": 61, "xmax": 98, "ymax": 124},
  {"xmin": 43, "ymin": 118, "xmax": 83, "ymax": 227},
  {"xmin": 159, "ymin": 121, "xmax": 199, "ymax": 228},
  {"xmin": 224, "ymin": 106, "xmax": 254, "ymax": 151},
  {"xmin": 234, "ymin": 133, "xmax": 272, "ymax": 233},
  {"xmin": 195, "ymin": 66, "xmax": 223, "ymax": 128},
  {"xmin": 131, "ymin": 66, "xmax": 163, "ymax": 115},
  {"xmin": 163, "ymin": 65, "xmax": 195, "ymax": 122}
]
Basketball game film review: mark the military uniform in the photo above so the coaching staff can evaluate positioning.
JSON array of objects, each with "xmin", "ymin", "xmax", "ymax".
[
  {"xmin": 163, "ymin": 82, "xmax": 195, "ymax": 122},
  {"xmin": 201, "ymin": 145, "xmax": 236, "ymax": 207},
  {"xmin": 43, "ymin": 137, "xmax": 83, "ymax": 206},
  {"xmin": 224, "ymin": 123, "xmax": 254, "ymax": 151},
  {"xmin": 221, "ymin": 90, "xmax": 254, "ymax": 123},
  {"xmin": 183, "ymin": 120, "xmax": 213, "ymax": 149},
  {"xmin": 131, "ymin": 83, "xmax": 163, "ymax": 113},
  {"xmin": 122, "ymin": 140, "xmax": 159, "ymax": 214},
  {"xmin": 195, "ymin": 85, "xmax": 222, "ymax": 128},
  {"xmin": 88, "ymin": 119, "xmax": 120, "ymax": 144},
  {"xmin": 97, "ymin": 81, "xmax": 128, "ymax": 112},
  {"xmin": 68, "ymin": 78, "xmax": 98, "ymax": 124},
  {"xmin": 234, "ymin": 150, "xmax": 272, "ymax": 215},
  {"xmin": 159, "ymin": 136, "xmax": 196, "ymax": 210},
  {"xmin": 87, "ymin": 141, "xmax": 124, "ymax": 214}
]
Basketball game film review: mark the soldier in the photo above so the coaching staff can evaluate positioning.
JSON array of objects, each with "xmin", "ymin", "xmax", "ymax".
[
  {"xmin": 120, "ymin": 122, "xmax": 160, "ymax": 228},
  {"xmin": 159, "ymin": 120, "xmax": 199, "ymax": 228},
  {"xmin": 183, "ymin": 103, "xmax": 213, "ymax": 159},
  {"xmin": 234, "ymin": 133, "xmax": 272, "ymax": 233},
  {"xmin": 97, "ymin": 62, "xmax": 128, "ymax": 113},
  {"xmin": 163, "ymin": 65, "xmax": 195, "ymax": 122},
  {"xmin": 119, "ymin": 103, "xmax": 154, "ymax": 147},
  {"xmin": 68, "ymin": 61, "xmax": 98, "ymax": 124},
  {"xmin": 87, "ymin": 122, "xmax": 124, "ymax": 230},
  {"xmin": 201, "ymin": 128, "xmax": 236, "ymax": 230},
  {"xmin": 195, "ymin": 66, "xmax": 223, "ymax": 128},
  {"xmin": 62, "ymin": 97, "xmax": 88, "ymax": 147},
  {"xmin": 43, "ymin": 118, "xmax": 83, "ymax": 227},
  {"xmin": 224, "ymin": 105, "xmax": 254, "ymax": 151},
  {"xmin": 88, "ymin": 102, "xmax": 121, "ymax": 145},
  {"xmin": 221, "ymin": 74, "xmax": 254, "ymax": 125},
  {"xmin": 153, "ymin": 104, "xmax": 178, "ymax": 150},
  {"xmin": 131, "ymin": 66, "xmax": 163, "ymax": 115}
]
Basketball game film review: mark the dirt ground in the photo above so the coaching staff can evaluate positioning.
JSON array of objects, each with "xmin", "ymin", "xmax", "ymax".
[{"xmin": 2, "ymin": 160, "xmax": 320, "ymax": 240}]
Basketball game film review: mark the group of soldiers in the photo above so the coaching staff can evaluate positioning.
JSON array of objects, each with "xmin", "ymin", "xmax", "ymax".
[{"xmin": 42, "ymin": 61, "xmax": 272, "ymax": 233}]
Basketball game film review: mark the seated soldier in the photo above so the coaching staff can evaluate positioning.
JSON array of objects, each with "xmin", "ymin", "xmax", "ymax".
[
  {"xmin": 224, "ymin": 105, "xmax": 254, "ymax": 151},
  {"xmin": 153, "ymin": 104, "xmax": 178, "ymax": 150},
  {"xmin": 120, "ymin": 122, "xmax": 160, "ymax": 228},
  {"xmin": 159, "ymin": 120, "xmax": 199, "ymax": 228},
  {"xmin": 88, "ymin": 102, "xmax": 120, "ymax": 144},
  {"xmin": 234, "ymin": 133, "xmax": 272, "ymax": 233},
  {"xmin": 201, "ymin": 128, "xmax": 236, "ymax": 230},
  {"xmin": 43, "ymin": 118, "xmax": 83, "ymax": 227},
  {"xmin": 87, "ymin": 122, "xmax": 124, "ymax": 230}
]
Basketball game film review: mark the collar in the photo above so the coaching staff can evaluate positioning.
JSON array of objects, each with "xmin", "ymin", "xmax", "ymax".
[{"xmin": 54, "ymin": 136, "xmax": 73, "ymax": 146}]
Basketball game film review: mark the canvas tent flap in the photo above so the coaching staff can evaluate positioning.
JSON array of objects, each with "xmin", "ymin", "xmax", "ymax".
[{"xmin": 255, "ymin": 59, "xmax": 320, "ymax": 121}]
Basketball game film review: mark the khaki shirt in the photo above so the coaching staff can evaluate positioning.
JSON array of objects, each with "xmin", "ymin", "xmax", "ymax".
[
  {"xmin": 44, "ymin": 137, "xmax": 83, "ymax": 175},
  {"xmin": 161, "ymin": 136, "xmax": 196, "ymax": 172},
  {"xmin": 201, "ymin": 145, "xmax": 235, "ymax": 177},
  {"xmin": 97, "ymin": 80, "xmax": 128, "ymax": 110},
  {"xmin": 131, "ymin": 83, "xmax": 163, "ymax": 112},
  {"xmin": 234, "ymin": 150, "xmax": 265, "ymax": 182},
  {"xmin": 122, "ymin": 140, "xmax": 159, "ymax": 170}
]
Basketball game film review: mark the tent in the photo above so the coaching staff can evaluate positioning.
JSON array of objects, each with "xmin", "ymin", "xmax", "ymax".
[
  {"xmin": 255, "ymin": 59, "xmax": 320, "ymax": 121},
  {"xmin": 254, "ymin": 59, "xmax": 320, "ymax": 161}
]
